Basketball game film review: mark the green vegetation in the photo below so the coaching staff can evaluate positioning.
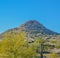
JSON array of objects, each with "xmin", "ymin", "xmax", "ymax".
[{"xmin": 0, "ymin": 32, "xmax": 60, "ymax": 58}]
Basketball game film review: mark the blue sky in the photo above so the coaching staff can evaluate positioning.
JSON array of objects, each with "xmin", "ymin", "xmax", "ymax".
[{"xmin": 0, "ymin": 0, "xmax": 60, "ymax": 33}]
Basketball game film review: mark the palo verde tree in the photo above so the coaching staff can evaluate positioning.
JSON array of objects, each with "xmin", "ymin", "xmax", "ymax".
[
  {"xmin": 0, "ymin": 32, "xmax": 37, "ymax": 58},
  {"xmin": 35, "ymin": 38, "xmax": 46, "ymax": 58}
]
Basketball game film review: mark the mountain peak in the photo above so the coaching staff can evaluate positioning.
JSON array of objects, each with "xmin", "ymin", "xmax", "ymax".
[
  {"xmin": 0, "ymin": 20, "xmax": 59, "ymax": 39},
  {"xmin": 26, "ymin": 20, "xmax": 39, "ymax": 23},
  {"xmin": 19, "ymin": 20, "xmax": 59, "ymax": 35},
  {"xmin": 25, "ymin": 20, "xmax": 41, "ymax": 25}
]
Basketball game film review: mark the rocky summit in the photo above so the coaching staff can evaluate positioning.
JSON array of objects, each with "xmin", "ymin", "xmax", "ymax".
[
  {"xmin": 0, "ymin": 20, "xmax": 59, "ymax": 40},
  {"xmin": 19, "ymin": 20, "xmax": 58, "ymax": 35}
]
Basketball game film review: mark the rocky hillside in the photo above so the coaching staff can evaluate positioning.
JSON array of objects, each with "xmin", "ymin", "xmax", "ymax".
[
  {"xmin": 0, "ymin": 20, "xmax": 59, "ymax": 40},
  {"xmin": 19, "ymin": 20, "xmax": 58, "ymax": 35}
]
